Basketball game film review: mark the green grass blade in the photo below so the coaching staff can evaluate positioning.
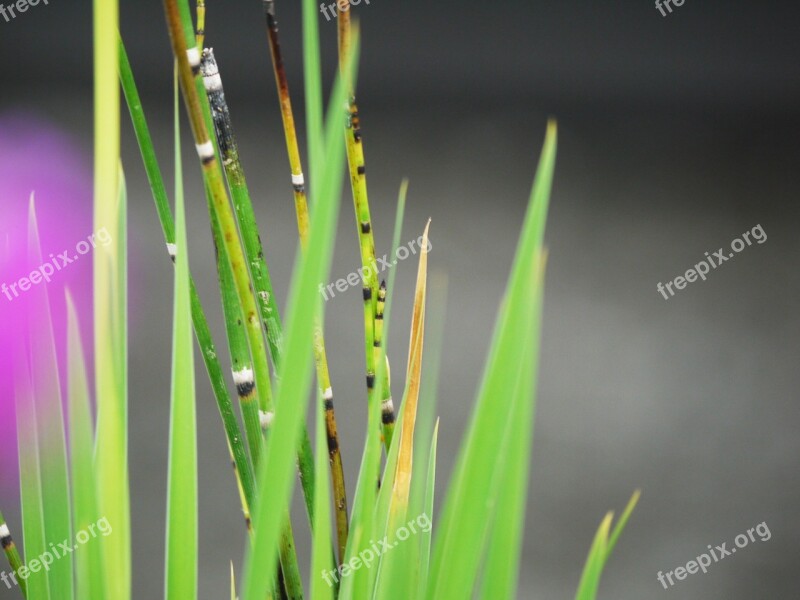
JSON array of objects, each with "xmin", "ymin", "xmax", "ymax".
[
  {"xmin": 478, "ymin": 257, "xmax": 545, "ymax": 600},
  {"xmin": 572, "ymin": 490, "xmax": 641, "ymax": 600},
  {"xmin": 427, "ymin": 121, "xmax": 557, "ymax": 599},
  {"xmin": 418, "ymin": 419, "xmax": 439, "ymax": 597},
  {"xmin": 606, "ymin": 490, "xmax": 641, "ymax": 560},
  {"xmin": 94, "ymin": 0, "xmax": 129, "ymax": 597},
  {"xmin": 66, "ymin": 292, "xmax": 106, "ymax": 599},
  {"xmin": 26, "ymin": 200, "xmax": 73, "ymax": 599},
  {"xmin": 164, "ymin": 72, "xmax": 198, "ymax": 599},
  {"xmin": 310, "ymin": 394, "xmax": 335, "ymax": 600},
  {"xmin": 574, "ymin": 512, "xmax": 613, "ymax": 600},
  {"xmin": 241, "ymin": 18, "xmax": 357, "ymax": 598},
  {"xmin": 15, "ymin": 341, "xmax": 50, "ymax": 600}
]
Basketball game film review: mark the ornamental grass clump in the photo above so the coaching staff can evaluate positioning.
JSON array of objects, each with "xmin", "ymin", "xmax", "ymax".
[{"xmin": 0, "ymin": 0, "xmax": 638, "ymax": 598}]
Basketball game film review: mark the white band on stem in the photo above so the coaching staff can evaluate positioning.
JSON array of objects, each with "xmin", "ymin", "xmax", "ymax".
[
  {"xmin": 196, "ymin": 141, "xmax": 215, "ymax": 161},
  {"xmin": 232, "ymin": 367, "xmax": 254, "ymax": 385},
  {"xmin": 186, "ymin": 47, "xmax": 201, "ymax": 68}
]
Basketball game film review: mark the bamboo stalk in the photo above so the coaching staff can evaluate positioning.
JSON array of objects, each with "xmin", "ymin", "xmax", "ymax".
[
  {"xmin": 337, "ymin": 5, "xmax": 397, "ymax": 450},
  {"xmin": 210, "ymin": 192, "xmax": 303, "ymax": 599},
  {"xmin": 260, "ymin": 0, "xmax": 349, "ymax": 563},
  {"xmin": 374, "ymin": 280, "xmax": 396, "ymax": 445},
  {"xmin": 0, "ymin": 510, "xmax": 27, "ymax": 597},
  {"xmin": 198, "ymin": 48, "xmax": 318, "ymax": 528},
  {"xmin": 209, "ymin": 191, "xmax": 266, "ymax": 481},
  {"xmin": 195, "ymin": 0, "xmax": 205, "ymax": 47},
  {"xmin": 162, "ymin": 0, "xmax": 274, "ymax": 422},
  {"xmin": 117, "ymin": 36, "xmax": 256, "ymax": 520},
  {"xmin": 161, "ymin": 0, "xmax": 320, "ymax": 527}
]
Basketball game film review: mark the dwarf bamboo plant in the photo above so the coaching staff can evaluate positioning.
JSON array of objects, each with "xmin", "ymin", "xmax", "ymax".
[{"xmin": 0, "ymin": 0, "xmax": 639, "ymax": 598}]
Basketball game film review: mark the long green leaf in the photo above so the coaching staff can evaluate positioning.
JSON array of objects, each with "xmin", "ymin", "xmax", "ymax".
[
  {"xmin": 15, "ymin": 338, "xmax": 50, "ymax": 600},
  {"xmin": 164, "ymin": 67, "xmax": 198, "ymax": 600},
  {"xmin": 574, "ymin": 513, "xmax": 613, "ymax": 600},
  {"xmin": 418, "ymin": 420, "xmax": 439, "ymax": 597},
  {"xmin": 310, "ymin": 394, "xmax": 335, "ymax": 600},
  {"xmin": 26, "ymin": 200, "xmax": 73, "ymax": 599},
  {"xmin": 427, "ymin": 121, "xmax": 557, "ymax": 599},
  {"xmin": 478, "ymin": 256, "xmax": 545, "ymax": 599},
  {"xmin": 66, "ymin": 291, "xmax": 106, "ymax": 599}
]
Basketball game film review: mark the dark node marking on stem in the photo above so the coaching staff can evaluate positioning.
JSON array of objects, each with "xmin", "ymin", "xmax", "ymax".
[
  {"xmin": 327, "ymin": 434, "xmax": 339, "ymax": 453},
  {"xmin": 196, "ymin": 28, "xmax": 205, "ymax": 36},
  {"xmin": 363, "ymin": 287, "xmax": 372, "ymax": 301},
  {"xmin": 366, "ymin": 373, "xmax": 376, "ymax": 389},
  {"xmin": 1, "ymin": 534, "xmax": 13, "ymax": 550},
  {"xmin": 382, "ymin": 411, "xmax": 396, "ymax": 425},
  {"xmin": 201, "ymin": 154, "xmax": 215, "ymax": 165},
  {"xmin": 236, "ymin": 380, "xmax": 256, "ymax": 397},
  {"xmin": 354, "ymin": 128, "xmax": 362, "ymax": 143},
  {"xmin": 245, "ymin": 516, "xmax": 252, "ymax": 530},
  {"xmin": 323, "ymin": 399, "xmax": 335, "ymax": 411},
  {"xmin": 373, "ymin": 340, "xmax": 381, "ymax": 348},
  {"xmin": 360, "ymin": 221, "xmax": 371, "ymax": 234},
  {"xmin": 375, "ymin": 313, "xmax": 384, "ymax": 320},
  {"xmin": 357, "ymin": 165, "xmax": 366, "ymax": 176},
  {"xmin": 292, "ymin": 183, "xmax": 305, "ymax": 193}
]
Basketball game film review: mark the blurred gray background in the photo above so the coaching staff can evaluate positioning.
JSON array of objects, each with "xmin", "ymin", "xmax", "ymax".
[{"xmin": 1, "ymin": 1, "xmax": 799, "ymax": 598}]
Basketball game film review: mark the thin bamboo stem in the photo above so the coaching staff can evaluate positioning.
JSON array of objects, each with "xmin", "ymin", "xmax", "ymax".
[
  {"xmin": 337, "ymin": 7, "xmax": 397, "ymax": 451},
  {"xmin": 162, "ymin": 0, "xmax": 275, "ymax": 427},
  {"xmin": 260, "ymin": 0, "xmax": 349, "ymax": 563},
  {"xmin": 195, "ymin": 0, "xmax": 205, "ymax": 47},
  {"xmin": 117, "ymin": 35, "xmax": 256, "ymax": 519},
  {"xmin": 210, "ymin": 192, "xmax": 303, "ymax": 599},
  {"xmin": 0, "ymin": 511, "xmax": 27, "ymax": 597},
  {"xmin": 199, "ymin": 48, "xmax": 317, "ymax": 527}
]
